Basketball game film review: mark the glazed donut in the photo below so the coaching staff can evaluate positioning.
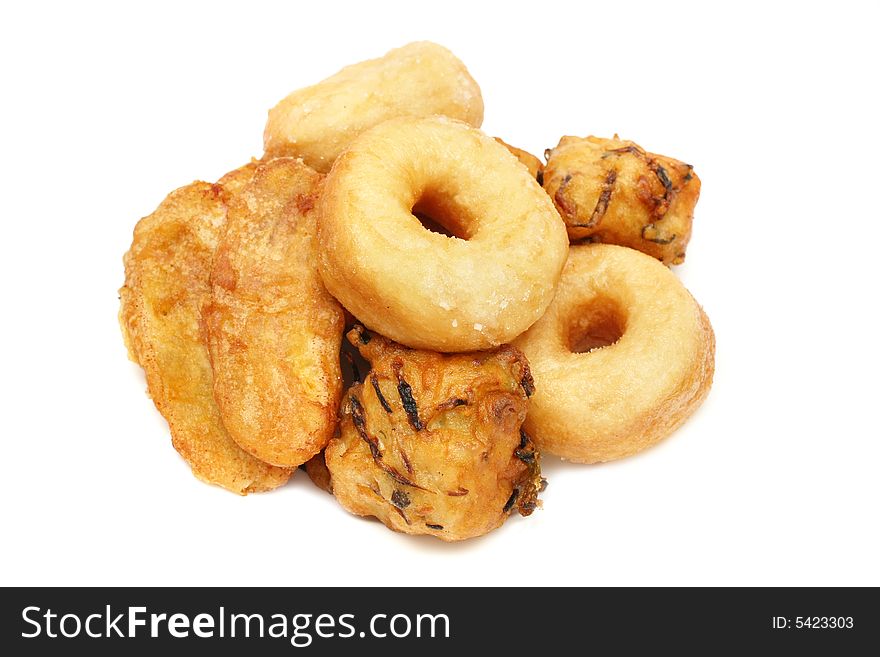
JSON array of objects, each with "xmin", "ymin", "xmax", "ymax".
[
  {"xmin": 318, "ymin": 116, "xmax": 570, "ymax": 352},
  {"xmin": 543, "ymin": 136, "xmax": 701, "ymax": 265},
  {"xmin": 512, "ymin": 244, "xmax": 714, "ymax": 462},
  {"xmin": 264, "ymin": 42, "xmax": 484, "ymax": 172}
]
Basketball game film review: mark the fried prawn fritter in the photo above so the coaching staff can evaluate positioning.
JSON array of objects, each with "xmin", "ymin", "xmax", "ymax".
[
  {"xmin": 119, "ymin": 167, "xmax": 290, "ymax": 494},
  {"xmin": 495, "ymin": 137, "xmax": 544, "ymax": 183},
  {"xmin": 325, "ymin": 326, "xmax": 544, "ymax": 542},
  {"xmin": 203, "ymin": 158, "xmax": 344, "ymax": 468},
  {"xmin": 264, "ymin": 41, "xmax": 484, "ymax": 172},
  {"xmin": 543, "ymin": 136, "xmax": 701, "ymax": 265}
]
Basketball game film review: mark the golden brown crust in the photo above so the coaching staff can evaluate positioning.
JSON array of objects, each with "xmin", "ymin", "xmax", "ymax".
[
  {"xmin": 118, "ymin": 169, "xmax": 291, "ymax": 494},
  {"xmin": 264, "ymin": 41, "xmax": 484, "ymax": 172},
  {"xmin": 317, "ymin": 116, "xmax": 569, "ymax": 352},
  {"xmin": 303, "ymin": 451, "xmax": 333, "ymax": 494},
  {"xmin": 495, "ymin": 137, "xmax": 544, "ymax": 182},
  {"xmin": 543, "ymin": 136, "xmax": 700, "ymax": 265},
  {"xmin": 216, "ymin": 159, "xmax": 259, "ymax": 195},
  {"xmin": 203, "ymin": 158, "xmax": 345, "ymax": 468},
  {"xmin": 325, "ymin": 326, "xmax": 544, "ymax": 541},
  {"xmin": 512, "ymin": 244, "xmax": 715, "ymax": 463}
]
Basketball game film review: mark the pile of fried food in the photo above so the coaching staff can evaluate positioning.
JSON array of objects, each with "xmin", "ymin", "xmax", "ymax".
[{"xmin": 120, "ymin": 42, "xmax": 714, "ymax": 542}]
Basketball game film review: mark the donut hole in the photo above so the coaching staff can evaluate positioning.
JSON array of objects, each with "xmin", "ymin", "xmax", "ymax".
[
  {"xmin": 412, "ymin": 189, "xmax": 474, "ymax": 240},
  {"xmin": 567, "ymin": 297, "xmax": 627, "ymax": 353},
  {"xmin": 413, "ymin": 211, "xmax": 459, "ymax": 239}
]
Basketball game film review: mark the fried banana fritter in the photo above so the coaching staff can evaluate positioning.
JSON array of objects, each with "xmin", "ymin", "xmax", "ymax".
[
  {"xmin": 543, "ymin": 136, "xmax": 701, "ymax": 265},
  {"xmin": 203, "ymin": 158, "xmax": 345, "ymax": 468},
  {"xmin": 325, "ymin": 326, "xmax": 545, "ymax": 542},
  {"xmin": 216, "ymin": 159, "xmax": 260, "ymax": 196},
  {"xmin": 495, "ymin": 137, "xmax": 544, "ymax": 183},
  {"xmin": 119, "ymin": 166, "xmax": 291, "ymax": 494}
]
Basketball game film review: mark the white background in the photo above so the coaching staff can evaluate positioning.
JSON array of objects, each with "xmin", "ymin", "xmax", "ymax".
[{"xmin": 2, "ymin": 1, "xmax": 878, "ymax": 587}]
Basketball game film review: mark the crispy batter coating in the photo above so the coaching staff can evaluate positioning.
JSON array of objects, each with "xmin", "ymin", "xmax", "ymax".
[
  {"xmin": 543, "ymin": 136, "xmax": 701, "ymax": 265},
  {"xmin": 203, "ymin": 158, "xmax": 345, "ymax": 468},
  {"xmin": 119, "ymin": 166, "xmax": 291, "ymax": 494},
  {"xmin": 495, "ymin": 137, "xmax": 544, "ymax": 183},
  {"xmin": 325, "ymin": 326, "xmax": 544, "ymax": 542},
  {"xmin": 513, "ymin": 244, "xmax": 715, "ymax": 462},
  {"xmin": 264, "ymin": 42, "xmax": 484, "ymax": 172},
  {"xmin": 216, "ymin": 159, "xmax": 260, "ymax": 196},
  {"xmin": 303, "ymin": 451, "xmax": 333, "ymax": 494}
]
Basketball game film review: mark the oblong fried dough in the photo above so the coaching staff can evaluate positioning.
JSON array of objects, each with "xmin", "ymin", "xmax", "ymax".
[
  {"xmin": 264, "ymin": 41, "xmax": 484, "ymax": 172},
  {"xmin": 119, "ymin": 169, "xmax": 291, "ymax": 494},
  {"xmin": 204, "ymin": 158, "xmax": 345, "ymax": 468}
]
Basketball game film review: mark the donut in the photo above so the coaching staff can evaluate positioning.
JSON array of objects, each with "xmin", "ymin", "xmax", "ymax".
[
  {"xmin": 203, "ymin": 158, "xmax": 345, "ymax": 468},
  {"xmin": 119, "ymin": 165, "xmax": 291, "ymax": 494},
  {"xmin": 317, "ymin": 116, "xmax": 570, "ymax": 352},
  {"xmin": 264, "ymin": 41, "xmax": 484, "ymax": 172},
  {"xmin": 512, "ymin": 244, "xmax": 714, "ymax": 463},
  {"xmin": 543, "ymin": 136, "xmax": 701, "ymax": 265},
  {"xmin": 325, "ymin": 326, "xmax": 544, "ymax": 542}
]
